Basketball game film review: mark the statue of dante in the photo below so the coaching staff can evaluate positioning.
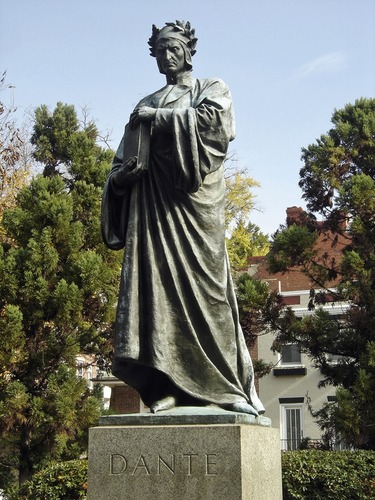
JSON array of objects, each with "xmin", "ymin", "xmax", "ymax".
[{"xmin": 101, "ymin": 20, "xmax": 265, "ymax": 416}]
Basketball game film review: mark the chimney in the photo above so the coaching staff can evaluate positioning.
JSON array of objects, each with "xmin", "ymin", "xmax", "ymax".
[{"xmin": 286, "ymin": 206, "xmax": 304, "ymax": 226}]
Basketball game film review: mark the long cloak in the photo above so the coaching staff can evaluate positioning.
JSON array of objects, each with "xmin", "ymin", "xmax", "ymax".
[{"xmin": 101, "ymin": 76, "xmax": 264, "ymax": 413}]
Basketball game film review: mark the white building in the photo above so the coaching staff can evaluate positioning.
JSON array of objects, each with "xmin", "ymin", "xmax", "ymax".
[{"xmin": 250, "ymin": 206, "xmax": 349, "ymax": 450}]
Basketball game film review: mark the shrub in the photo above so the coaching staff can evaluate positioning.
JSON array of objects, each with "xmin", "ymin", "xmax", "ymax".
[
  {"xmin": 15, "ymin": 459, "xmax": 88, "ymax": 499},
  {"xmin": 7, "ymin": 450, "xmax": 375, "ymax": 499},
  {"xmin": 282, "ymin": 450, "xmax": 375, "ymax": 499}
]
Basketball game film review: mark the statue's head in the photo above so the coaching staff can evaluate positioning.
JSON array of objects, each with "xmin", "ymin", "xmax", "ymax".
[{"xmin": 148, "ymin": 21, "xmax": 198, "ymax": 75}]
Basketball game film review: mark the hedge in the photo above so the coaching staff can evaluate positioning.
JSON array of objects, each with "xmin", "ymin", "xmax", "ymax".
[
  {"xmin": 282, "ymin": 450, "xmax": 375, "ymax": 499},
  {"xmin": 8, "ymin": 450, "xmax": 375, "ymax": 499}
]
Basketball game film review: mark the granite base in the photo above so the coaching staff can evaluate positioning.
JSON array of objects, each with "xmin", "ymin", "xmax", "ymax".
[{"xmin": 88, "ymin": 407, "xmax": 282, "ymax": 500}]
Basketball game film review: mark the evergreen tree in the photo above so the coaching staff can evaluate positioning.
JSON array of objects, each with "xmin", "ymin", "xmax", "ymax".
[
  {"xmin": 236, "ymin": 273, "xmax": 282, "ymax": 378},
  {"xmin": 267, "ymin": 98, "xmax": 375, "ymax": 449},
  {"xmin": 0, "ymin": 102, "xmax": 121, "ymax": 488}
]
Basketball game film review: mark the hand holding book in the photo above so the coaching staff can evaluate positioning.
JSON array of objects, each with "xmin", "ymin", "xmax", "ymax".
[
  {"xmin": 129, "ymin": 106, "xmax": 157, "ymax": 129},
  {"xmin": 112, "ymin": 156, "xmax": 144, "ymax": 187}
]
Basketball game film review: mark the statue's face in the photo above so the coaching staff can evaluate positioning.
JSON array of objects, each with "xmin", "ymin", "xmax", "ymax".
[{"xmin": 156, "ymin": 39, "xmax": 186, "ymax": 77}]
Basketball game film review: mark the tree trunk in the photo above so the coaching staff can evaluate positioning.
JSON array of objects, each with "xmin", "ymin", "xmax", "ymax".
[{"xmin": 18, "ymin": 425, "xmax": 33, "ymax": 485}]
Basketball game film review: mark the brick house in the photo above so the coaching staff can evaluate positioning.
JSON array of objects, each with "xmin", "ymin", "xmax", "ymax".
[
  {"xmin": 249, "ymin": 206, "xmax": 349, "ymax": 450},
  {"xmin": 94, "ymin": 376, "xmax": 147, "ymax": 414}
]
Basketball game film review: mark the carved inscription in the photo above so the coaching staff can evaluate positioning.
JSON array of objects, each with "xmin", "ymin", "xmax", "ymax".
[{"xmin": 109, "ymin": 453, "xmax": 218, "ymax": 476}]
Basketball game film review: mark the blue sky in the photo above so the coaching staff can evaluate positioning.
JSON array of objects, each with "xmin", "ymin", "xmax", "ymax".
[{"xmin": 1, "ymin": 0, "xmax": 374, "ymax": 235}]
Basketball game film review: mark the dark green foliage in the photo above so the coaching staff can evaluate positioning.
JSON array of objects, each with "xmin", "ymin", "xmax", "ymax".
[
  {"xmin": 236, "ymin": 273, "xmax": 283, "ymax": 338},
  {"xmin": 282, "ymin": 450, "xmax": 375, "ymax": 499},
  {"xmin": 299, "ymin": 98, "xmax": 375, "ymax": 217},
  {"xmin": 0, "ymin": 103, "xmax": 122, "ymax": 490},
  {"xmin": 236, "ymin": 273, "xmax": 283, "ymax": 377},
  {"xmin": 267, "ymin": 98, "xmax": 375, "ymax": 449},
  {"xmin": 31, "ymin": 103, "xmax": 79, "ymax": 175},
  {"xmin": 268, "ymin": 224, "xmax": 318, "ymax": 273},
  {"xmin": 15, "ymin": 459, "xmax": 88, "ymax": 499}
]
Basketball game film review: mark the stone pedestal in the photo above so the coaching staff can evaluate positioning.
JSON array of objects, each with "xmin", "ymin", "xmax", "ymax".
[{"xmin": 88, "ymin": 408, "xmax": 282, "ymax": 500}]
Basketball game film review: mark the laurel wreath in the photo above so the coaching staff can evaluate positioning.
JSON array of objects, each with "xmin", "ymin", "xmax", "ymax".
[{"xmin": 148, "ymin": 20, "xmax": 198, "ymax": 57}]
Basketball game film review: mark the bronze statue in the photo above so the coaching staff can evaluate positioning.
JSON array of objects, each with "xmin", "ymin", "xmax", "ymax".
[{"xmin": 101, "ymin": 20, "xmax": 265, "ymax": 416}]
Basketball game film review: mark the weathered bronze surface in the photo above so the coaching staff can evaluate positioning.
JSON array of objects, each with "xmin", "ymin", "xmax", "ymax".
[{"xmin": 101, "ymin": 20, "xmax": 265, "ymax": 416}]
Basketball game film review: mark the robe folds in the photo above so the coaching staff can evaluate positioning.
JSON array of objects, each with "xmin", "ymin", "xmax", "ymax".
[{"xmin": 101, "ymin": 77, "xmax": 265, "ymax": 413}]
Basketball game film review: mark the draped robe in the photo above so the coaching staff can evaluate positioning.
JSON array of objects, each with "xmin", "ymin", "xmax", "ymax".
[{"xmin": 101, "ymin": 76, "xmax": 264, "ymax": 413}]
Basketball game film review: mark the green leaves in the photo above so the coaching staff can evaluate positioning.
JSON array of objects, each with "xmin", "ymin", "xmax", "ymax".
[
  {"xmin": 31, "ymin": 103, "xmax": 79, "ymax": 173},
  {"xmin": 53, "ymin": 279, "xmax": 82, "ymax": 327},
  {"xmin": 0, "ymin": 305, "xmax": 25, "ymax": 382},
  {"xmin": 226, "ymin": 220, "xmax": 270, "ymax": 269},
  {"xmin": 282, "ymin": 450, "xmax": 375, "ymax": 499},
  {"xmin": 0, "ymin": 102, "xmax": 119, "ymax": 489},
  {"xmin": 237, "ymin": 272, "xmax": 271, "ymax": 312},
  {"xmin": 224, "ymin": 164, "xmax": 269, "ymax": 269},
  {"xmin": 225, "ymin": 170, "xmax": 259, "ymax": 229},
  {"xmin": 18, "ymin": 459, "xmax": 88, "ymax": 499},
  {"xmin": 300, "ymin": 98, "xmax": 375, "ymax": 217},
  {"xmin": 268, "ymin": 224, "xmax": 318, "ymax": 272},
  {"xmin": 235, "ymin": 273, "xmax": 282, "ymax": 377},
  {"xmin": 268, "ymin": 98, "xmax": 375, "ymax": 449}
]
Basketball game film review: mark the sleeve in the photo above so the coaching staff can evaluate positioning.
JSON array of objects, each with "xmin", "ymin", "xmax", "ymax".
[{"xmin": 101, "ymin": 136, "xmax": 130, "ymax": 250}]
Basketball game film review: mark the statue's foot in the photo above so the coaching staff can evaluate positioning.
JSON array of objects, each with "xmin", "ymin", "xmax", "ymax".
[
  {"xmin": 150, "ymin": 396, "xmax": 177, "ymax": 413},
  {"xmin": 226, "ymin": 402, "xmax": 259, "ymax": 416}
]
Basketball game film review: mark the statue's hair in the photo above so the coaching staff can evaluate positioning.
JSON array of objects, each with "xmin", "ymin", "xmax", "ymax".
[{"xmin": 148, "ymin": 20, "xmax": 198, "ymax": 58}]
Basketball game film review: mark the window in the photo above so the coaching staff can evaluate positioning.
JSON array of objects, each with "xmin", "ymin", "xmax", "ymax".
[
  {"xmin": 280, "ymin": 343, "xmax": 302, "ymax": 365},
  {"xmin": 280, "ymin": 404, "xmax": 304, "ymax": 450}
]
